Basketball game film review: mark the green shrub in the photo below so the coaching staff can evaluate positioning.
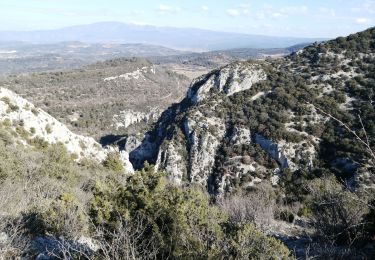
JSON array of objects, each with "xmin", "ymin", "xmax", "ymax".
[
  {"xmin": 1, "ymin": 97, "xmax": 20, "ymax": 113},
  {"xmin": 1, "ymin": 119, "xmax": 11, "ymax": 127},
  {"xmin": 39, "ymin": 144, "xmax": 77, "ymax": 182},
  {"xmin": 45, "ymin": 124, "xmax": 52, "ymax": 134},
  {"xmin": 28, "ymin": 136, "xmax": 49, "ymax": 150},
  {"xmin": 89, "ymin": 166, "xmax": 293, "ymax": 259},
  {"xmin": 31, "ymin": 108, "xmax": 39, "ymax": 115},
  {"xmin": 29, "ymin": 193, "xmax": 87, "ymax": 239},
  {"xmin": 15, "ymin": 125, "xmax": 29, "ymax": 139},
  {"xmin": 226, "ymin": 223, "xmax": 292, "ymax": 259},
  {"xmin": 308, "ymin": 177, "xmax": 369, "ymax": 246},
  {"xmin": 103, "ymin": 152, "xmax": 124, "ymax": 172},
  {"xmin": 276, "ymin": 209, "xmax": 295, "ymax": 223},
  {"xmin": 0, "ymin": 96, "xmax": 11, "ymax": 105},
  {"xmin": 0, "ymin": 128, "xmax": 13, "ymax": 146}
]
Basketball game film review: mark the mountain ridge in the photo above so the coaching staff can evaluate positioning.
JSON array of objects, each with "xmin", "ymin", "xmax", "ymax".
[
  {"xmin": 128, "ymin": 27, "xmax": 375, "ymax": 193},
  {"xmin": 0, "ymin": 21, "xmax": 327, "ymax": 51}
]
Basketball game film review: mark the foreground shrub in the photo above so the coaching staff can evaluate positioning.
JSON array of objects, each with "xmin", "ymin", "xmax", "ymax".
[
  {"xmin": 225, "ymin": 223, "xmax": 292, "ymax": 259},
  {"xmin": 39, "ymin": 144, "xmax": 77, "ymax": 182},
  {"xmin": 103, "ymin": 152, "xmax": 124, "ymax": 172},
  {"xmin": 28, "ymin": 193, "xmax": 87, "ymax": 239},
  {"xmin": 89, "ymin": 164, "xmax": 293, "ymax": 259},
  {"xmin": 308, "ymin": 176, "xmax": 369, "ymax": 246}
]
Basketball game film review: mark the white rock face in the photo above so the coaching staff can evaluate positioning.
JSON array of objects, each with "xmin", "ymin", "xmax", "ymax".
[
  {"xmin": 104, "ymin": 66, "xmax": 156, "ymax": 82},
  {"xmin": 250, "ymin": 91, "xmax": 271, "ymax": 101},
  {"xmin": 185, "ymin": 114, "xmax": 226, "ymax": 185},
  {"xmin": 129, "ymin": 133, "xmax": 157, "ymax": 169},
  {"xmin": 130, "ymin": 60, "xmax": 319, "ymax": 191},
  {"xmin": 154, "ymin": 109, "xmax": 227, "ymax": 185},
  {"xmin": 156, "ymin": 141, "xmax": 187, "ymax": 185},
  {"xmin": 187, "ymin": 62, "xmax": 266, "ymax": 104},
  {"xmin": 112, "ymin": 108, "xmax": 160, "ymax": 130},
  {"xmin": 0, "ymin": 88, "xmax": 134, "ymax": 172},
  {"xmin": 118, "ymin": 150, "xmax": 135, "ymax": 173},
  {"xmin": 0, "ymin": 232, "xmax": 8, "ymax": 243},
  {"xmin": 254, "ymin": 134, "xmax": 289, "ymax": 169},
  {"xmin": 77, "ymin": 236, "xmax": 99, "ymax": 252},
  {"xmin": 254, "ymin": 134, "xmax": 316, "ymax": 171},
  {"xmin": 230, "ymin": 127, "xmax": 251, "ymax": 146}
]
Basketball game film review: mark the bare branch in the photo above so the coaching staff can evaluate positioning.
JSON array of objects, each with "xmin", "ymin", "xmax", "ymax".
[{"xmin": 307, "ymin": 102, "xmax": 375, "ymax": 167}]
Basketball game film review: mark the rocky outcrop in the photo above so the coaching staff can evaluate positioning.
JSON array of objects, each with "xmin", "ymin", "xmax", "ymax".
[
  {"xmin": 254, "ymin": 134, "xmax": 316, "ymax": 172},
  {"xmin": 156, "ymin": 140, "xmax": 187, "ymax": 185},
  {"xmin": 187, "ymin": 61, "xmax": 266, "ymax": 104},
  {"xmin": 181, "ymin": 113, "xmax": 226, "ymax": 185},
  {"xmin": 129, "ymin": 27, "xmax": 375, "ymax": 193},
  {"xmin": 254, "ymin": 134, "xmax": 289, "ymax": 169},
  {"xmin": 112, "ymin": 108, "xmax": 161, "ymax": 130},
  {"xmin": 103, "ymin": 65, "xmax": 156, "ymax": 82},
  {"xmin": 129, "ymin": 61, "xmax": 269, "ymax": 189}
]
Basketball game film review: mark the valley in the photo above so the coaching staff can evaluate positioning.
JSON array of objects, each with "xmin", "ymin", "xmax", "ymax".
[
  {"xmin": 0, "ymin": 58, "xmax": 190, "ymax": 139},
  {"xmin": 0, "ymin": 16, "xmax": 374, "ymax": 260}
]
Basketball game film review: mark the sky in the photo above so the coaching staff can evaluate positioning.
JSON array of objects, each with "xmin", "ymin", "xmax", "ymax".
[{"xmin": 0, "ymin": 0, "xmax": 374, "ymax": 38}]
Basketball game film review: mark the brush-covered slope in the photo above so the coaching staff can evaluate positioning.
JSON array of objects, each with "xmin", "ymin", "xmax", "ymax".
[
  {"xmin": 0, "ymin": 58, "xmax": 190, "ymax": 138},
  {"xmin": 0, "ymin": 87, "xmax": 133, "ymax": 172},
  {"xmin": 0, "ymin": 41, "xmax": 187, "ymax": 74},
  {"xmin": 130, "ymin": 27, "xmax": 375, "ymax": 193}
]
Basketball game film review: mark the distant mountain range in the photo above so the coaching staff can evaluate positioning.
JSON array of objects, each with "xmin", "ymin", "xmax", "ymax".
[
  {"xmin": 0, "ymin": 22, "xmax": 327, "ymax": 51},
  {"xmin": 0, "ymin": 40, "xmax": 309, "ymax": 75}
]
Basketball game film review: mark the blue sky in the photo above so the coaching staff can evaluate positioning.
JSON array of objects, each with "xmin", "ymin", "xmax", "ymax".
[{"xmin": 0, "ymin": 0, "xmax": 374, "ymax": 37}]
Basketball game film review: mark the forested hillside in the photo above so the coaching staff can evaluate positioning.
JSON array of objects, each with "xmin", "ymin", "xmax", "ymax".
[
  {"xmin": 1, "ymin": 58, "xmax": 190, "ymax": 138},
  {"xmin": 127, "ymin": 27, "xmax": 375, "ymax": 257}
]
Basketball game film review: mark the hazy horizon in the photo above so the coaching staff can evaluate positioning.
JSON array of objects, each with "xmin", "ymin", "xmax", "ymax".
[
  {"xmin": 0, "ymin": 0, "xmax": 374, "ymax": 38},
  {"xmin": 0, "ymin": 21, "xmax": 332, "ymax": 40}
]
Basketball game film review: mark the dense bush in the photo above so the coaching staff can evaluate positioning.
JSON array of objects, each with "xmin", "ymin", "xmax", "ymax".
[
  {"xmin": 103, "ymin": 152, "xmax": 124, "ymax": 172},
  {"xmin": 89, "ymin": 165, "xmax": 293, "ymax": 259},
  {"xmin": 308, "ymin": 176, "xmax": 369, "ymax": 246}
]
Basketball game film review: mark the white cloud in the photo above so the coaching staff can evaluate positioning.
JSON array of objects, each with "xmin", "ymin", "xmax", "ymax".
[
  {"xmin": 351, "ymin": 0, "xmax": 375, "ymax": 14},
  {"xmin": 256, "ymin": 5, "xmax": 308, "ymax": 20},
  {"xmin": 129, "ymin": 10, "xmax": 145, "ymax": 15},
  {"xmin": 226, "ymin": 6, "xmax": 250, "ymax": 17},
  {"xmin": 201, "ymin": 5, "xmax": 209, "ymax": 11},
  {"xmin": 158, "ymin": 4, "xmax": 180, "ymax": 14},
  {"xmin": 319, "ymin": 7, "xmax": 336, "ymax": 17},
  {"xmin": 226, "ymin": 9, "xmax": 241, "ymax": 16},
  {"xmin": 159, "ymin": 5, "xmax": 172, "ymax": 12},
  {"xmin": 280, "ymin": 6, "xmax": 308, "ymax": 15},
  {"xmin": 238, "ymin": 4, "xmax": 251, "ymax": 9},
  {"xmin": 355, "ymin": 17, "xmax": 371, "ymax": 24},
  {"xmin": 271, "ymin": 12, "xmax": 285, "ymax": 19}
]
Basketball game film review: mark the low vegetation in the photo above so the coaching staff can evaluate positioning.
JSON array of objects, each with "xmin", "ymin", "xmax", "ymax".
[
  {"xmin": 0, "ymin": 128, "xmax": 293, "ymax": 258},
  {"xmin": 1, "ymin": 58, "xmax": 190, "ymax": 138},
  {"xmin": 1, "ymin": 27, "xmax": 375, "ymax": 259}
]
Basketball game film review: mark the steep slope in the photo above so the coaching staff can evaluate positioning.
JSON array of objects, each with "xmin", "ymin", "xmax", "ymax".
[
  {"xmin": 0, "ymin": 87, "xmax": 133, "ymax": 172},
  {"xmin": 130, "ymin": 27, "xmax": 375, "ymax": 193},
  {"xmin": 0, "ymin": 58, "xmax": 190, "ymax": 138}
]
